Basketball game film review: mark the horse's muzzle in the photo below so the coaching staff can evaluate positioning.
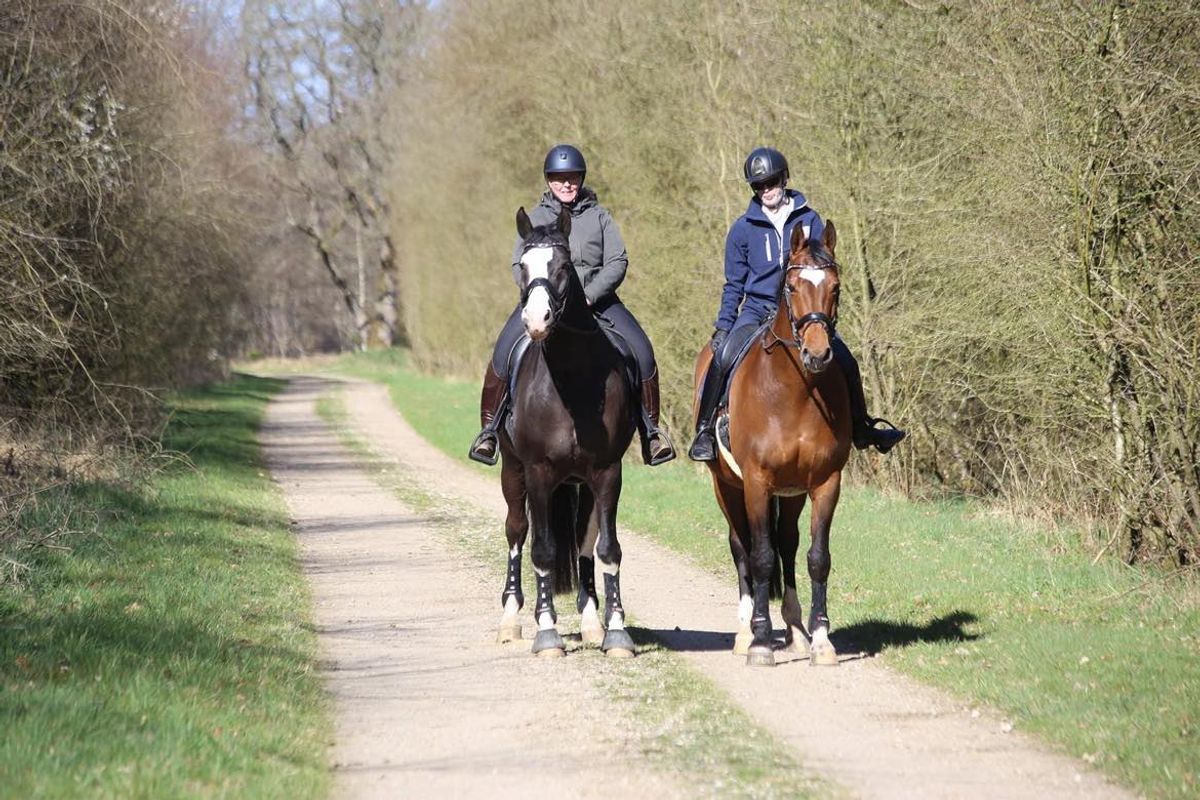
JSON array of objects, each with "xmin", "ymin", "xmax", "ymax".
[{"xmin": 802, "ymin": 346, "xmax": 833, "ymax": 374}]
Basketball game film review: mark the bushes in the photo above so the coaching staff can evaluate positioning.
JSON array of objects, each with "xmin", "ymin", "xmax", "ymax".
[
  {"xmin": 387, "ymin": 0, "xmax": 1200, "ymax": 564},
  {"xmin": 0, "ymin": 1, "xmax": 254, "ymax": 429}
]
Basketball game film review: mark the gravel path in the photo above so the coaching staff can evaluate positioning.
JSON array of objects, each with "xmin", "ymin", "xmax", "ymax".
[{"xmin": 265, "ymin": 374, "xmax": 1134, "ymax": 799}]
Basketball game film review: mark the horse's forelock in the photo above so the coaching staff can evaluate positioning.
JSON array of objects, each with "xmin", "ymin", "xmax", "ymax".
[{"xmin": 794, "ymin": 238, "xmax": 835, "ymax": 268}]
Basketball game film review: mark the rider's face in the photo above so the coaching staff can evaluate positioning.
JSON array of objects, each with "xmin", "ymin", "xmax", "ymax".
[
  {"xmin": 753, "ymin": 176, "xmax": 786, "ymax": 210},
  {"xmin": 546, "ymin": 172, "xmax": 582, "ymax": 204}
]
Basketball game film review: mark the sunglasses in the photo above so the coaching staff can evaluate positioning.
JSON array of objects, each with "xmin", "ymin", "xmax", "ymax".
[{"xmin": 751, "ymin": 176, "xmax": 785, "ymax": 192}]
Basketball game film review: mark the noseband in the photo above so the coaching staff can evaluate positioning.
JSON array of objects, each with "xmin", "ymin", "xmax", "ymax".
[{"xmin": 764, "ymin": 262, "xmax": 838, "ymax": 353}]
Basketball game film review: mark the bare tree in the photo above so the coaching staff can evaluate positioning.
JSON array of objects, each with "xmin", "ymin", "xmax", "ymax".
[{"xmin": 240, "ymin": 0, "xmax": 419, "ymax": 348}]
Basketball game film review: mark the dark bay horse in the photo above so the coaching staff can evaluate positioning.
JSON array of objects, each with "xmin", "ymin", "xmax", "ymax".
[
  {"xmin": 495, "ymin": 206, "xmax": 638, "ymax": 658},
  {"xmin": 693, "ymin": 221, "xmax": 850, "ymax": 667}
]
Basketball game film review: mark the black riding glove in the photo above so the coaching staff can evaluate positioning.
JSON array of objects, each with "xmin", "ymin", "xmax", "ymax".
[{"xmin": 711, "ymin": 328, "xmax": 728, "ymax": 354}]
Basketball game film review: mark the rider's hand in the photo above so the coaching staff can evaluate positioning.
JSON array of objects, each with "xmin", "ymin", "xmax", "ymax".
[{"xmin": 711, "ymin": 328, "xmax": 728, "ymax": 354}]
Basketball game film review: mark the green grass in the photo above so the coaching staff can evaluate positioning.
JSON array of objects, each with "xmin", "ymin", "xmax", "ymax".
[
  {"xmin": 288, "ymin": 348, "xmax": 1200, "ymax": 800},
  {"xmin": 313, "ymin": 386, "xmax": 830, "ymax": 800},
  {"xmin": 0, "ymin": 376, "xmax": 330, "ymax": 798}
]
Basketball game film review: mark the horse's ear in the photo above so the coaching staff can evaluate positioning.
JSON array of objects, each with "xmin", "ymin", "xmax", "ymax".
[
  {"xmin": 516, "ymin": 207, "xmax": 533, "ymax": 240},
  {"xmin": 823, "ymin": 219, "xmax": 837, "ymax": 254},
  {"xmin": 557, "ymin": 206, "xmax": 571, "ymax": 239},
  {"xmin": 790, "ymin": 222, "xmax": 806, "ymax": 253}
]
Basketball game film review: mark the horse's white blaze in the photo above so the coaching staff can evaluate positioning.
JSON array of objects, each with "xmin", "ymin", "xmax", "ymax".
[
  {"xmin": 537, "ymin": 611, "xmax": 556, "ymax": 631},
  {"xmin": 799, "ymin": 267, "xmax": 826, "ymax": 287},
  {"xmin": 739, "ymin": 594, "xmax": 754, "ymax": 625},
  {"xmin": 520, "ymin": 246, "xmax": 554, "ymax": 337}
]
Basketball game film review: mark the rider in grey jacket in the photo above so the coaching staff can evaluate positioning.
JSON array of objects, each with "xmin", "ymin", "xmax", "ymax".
[{"xmin": 469, "ymin": 144, "xmax": 676, "ymax": 467}]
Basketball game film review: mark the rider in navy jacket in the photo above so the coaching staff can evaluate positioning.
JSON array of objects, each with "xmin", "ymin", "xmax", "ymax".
[
  {"xmin": 688, "ymin": 147, "xmax": 906, "ymax": 462},
  {"xmin": 716, "ymin": 189, "xmax": 824, "ymax": 333}
]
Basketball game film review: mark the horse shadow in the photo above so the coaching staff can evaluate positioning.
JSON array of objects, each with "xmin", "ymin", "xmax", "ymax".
[{"xmin": 639, "ymin": 610, "xmax": 981, "ymax": 657}]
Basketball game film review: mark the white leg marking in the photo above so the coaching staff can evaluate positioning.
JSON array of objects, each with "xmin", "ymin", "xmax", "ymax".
[
  {"xmin": 738, "ymin": 593, "xmax": 754, "ymax": 626},
  {"xmin": 811, "ymin": 626, "xmax": 831, "ymax": 649},
  {"xmin": 499, "ymin": 593, "xmax": 521, "ymax": 633},
  {"xmin": 537, "ymin": 611, "xmax": 556, "ymax": 631},
  {"xmin": 509, "ymin": 544, "xmax": 520, "ymax": 558}
]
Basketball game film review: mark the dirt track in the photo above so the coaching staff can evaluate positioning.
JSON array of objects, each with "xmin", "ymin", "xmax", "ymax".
[{"xmin": 262, "ymin": 375, "xmax": 1133, "ymax": 799}]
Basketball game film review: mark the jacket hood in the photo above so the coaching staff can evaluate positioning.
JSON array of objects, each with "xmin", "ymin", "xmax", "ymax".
[
  {"xmin": 743, "ymin": 188, "xmax": 808, "ymax": 223},
  {"xmin": 536, "ymin": 186, "xmax": 599, "ymax": 217}
]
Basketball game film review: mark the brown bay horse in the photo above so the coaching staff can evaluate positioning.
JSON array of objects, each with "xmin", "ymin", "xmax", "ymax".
[
  {"xmin": 693, "ymin": 221, "xmax": 850, "ymax": 667},
  {"xmin": 495, "ymin": 206, "xmax": 638, "ymax": 659}
]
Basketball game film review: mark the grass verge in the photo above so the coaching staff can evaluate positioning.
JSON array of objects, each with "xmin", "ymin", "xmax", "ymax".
[
  {"xmin": 273, "ymin": 348, "xmax": 1200, "ymax": 800},
  {"xmin": 313, "ymin": 386, "xmax": 831, "ymax": 800},
  {"xmin": 0, "ymin": 375, "xmax": 329, "ymax": 798}
]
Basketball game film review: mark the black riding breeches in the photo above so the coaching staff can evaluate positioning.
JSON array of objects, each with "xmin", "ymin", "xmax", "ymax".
[{"xmin": 489, "ymin": 299, "xmax": 658, "ymax": 381}]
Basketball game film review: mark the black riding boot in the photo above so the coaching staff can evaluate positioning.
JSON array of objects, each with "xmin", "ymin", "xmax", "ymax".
[
  {"xmin": 468, "ymin": 363, "xmax": 508, "ymax": 465},
  {"xmin": 638, "ymin": 371, "xmax": 677, "ymax": 466},
  {"xmin": 687, "ymin": 360, "xmax": 727, "ymax": 462},
  {"xmin": 832, "ymin": 339, "xmax": 906, "ymax": 454}
]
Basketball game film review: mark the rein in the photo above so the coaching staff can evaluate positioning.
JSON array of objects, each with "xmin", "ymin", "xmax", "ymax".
[{"xmin": 762, "ymin": 262, "xmax": 838, "ymax": 354}]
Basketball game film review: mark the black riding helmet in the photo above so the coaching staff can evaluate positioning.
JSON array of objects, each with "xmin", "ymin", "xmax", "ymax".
[
  {"xmin": 743, "ymin": 147, "xmax": 789, "ymax": 187},
  {"xmin": 544, "ymin": 144, "xmax": 587, "ymax": 182}
]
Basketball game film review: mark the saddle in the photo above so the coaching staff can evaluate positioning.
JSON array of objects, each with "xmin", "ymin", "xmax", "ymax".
[
  {"xmin": 500, "ymin": 323, "xmax": 640, "ymax": 435},
  {"xmin": 711, "ymin": 318, "xmax": 774, "ymax": 480}
]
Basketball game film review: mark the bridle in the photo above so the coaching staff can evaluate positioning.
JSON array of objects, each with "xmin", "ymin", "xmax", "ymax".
[
  {"xmin": 763, "ymin": 261, "xmax": 839, "ymax": 353},
  {"xmin": 519, "ymin": 240, "xmax": 600, "ymax": 336},
  {"xmin": 520, "ymin": 242, "xmax": 566, "ymax": 326}
]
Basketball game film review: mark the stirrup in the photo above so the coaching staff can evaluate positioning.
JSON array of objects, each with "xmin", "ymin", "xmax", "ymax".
[
  {"xmin": 644, "ymin": 430, "xmax": 677, "ymax": 466},
  {"xmin": 468, "ymin": 430, "xmax": 500, "ymax": 466}
]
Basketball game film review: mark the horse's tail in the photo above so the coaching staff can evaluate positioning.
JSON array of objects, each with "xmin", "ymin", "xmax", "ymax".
[
  {"xmin": 550, "ymin": 484, "xmax": 580, "ymax": 595},
  {"xmin": 768, "ymin": 496, "xmax": 783, "ymax": 600}
]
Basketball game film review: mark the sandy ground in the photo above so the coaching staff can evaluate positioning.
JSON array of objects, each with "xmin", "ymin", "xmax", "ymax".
[{"xmin": 264, "ymin": 375, "xmax": 1135, "ymax": 799}]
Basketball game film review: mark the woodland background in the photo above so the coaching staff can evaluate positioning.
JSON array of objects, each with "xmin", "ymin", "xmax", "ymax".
[{"xmin": 1, "ymin": 0, "xmax": 1197, "ymax": 565}]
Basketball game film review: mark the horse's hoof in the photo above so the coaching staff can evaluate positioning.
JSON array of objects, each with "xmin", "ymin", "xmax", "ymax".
[
  {"xmin": 732, "ymin": 631, "xmax": 752, "ymax": 656},
  {"xmin": 601, "ymin": 629, "xmax": 636, "ymax": 657},
  {"xmin": 810, "ymin": 644, "xmax": 839, "ymax": 667},
  {"xmin": 532, "ymin": 629, "xmax": 565, "ymax": 657},
  {"xmin": 785, "ymin": 627, "xmax": 810, "ymax": 657},
  {"xmin": 496, "ymin": 623, "xmax": 522, "ymax": 643},
  {"xmin": 581, "ymin": 626, "xmax": 606, "ymax": 646},
  {"xmin": 745, "ymin": 646, "xmax": 776, "ymax": 667}
]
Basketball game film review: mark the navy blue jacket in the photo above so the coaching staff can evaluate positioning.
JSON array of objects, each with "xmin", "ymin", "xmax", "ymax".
[{"xmin": 715, "ymin": 189, "xmax": 825, "ymax": 331}]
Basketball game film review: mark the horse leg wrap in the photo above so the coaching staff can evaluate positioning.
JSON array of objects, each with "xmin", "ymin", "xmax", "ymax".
[
  {"xmin": 750, "ymin": 580, "xmax": 773, "ymax": 643},
  {"xmin": 500, "ymin": 552, "xmax": 524, "ymax": 610},
  {"xmin": 602, "ymin": 573, "xmax": 625, "ymax": 629},
  {"xmin": 534, "ymin": 573, "xmax": 557, "ymax": 626},
  {"xmin": 809, "ymin": 581, "xmax": 830, "ymax": 633},
  {"xmin": 576, "ymin": 556, "xmax": 598, "ymax": 613}
]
